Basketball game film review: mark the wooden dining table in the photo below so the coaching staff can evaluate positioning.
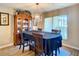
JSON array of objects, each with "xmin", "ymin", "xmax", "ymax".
[{"xmin": 23, "ymin": 30, "xmax": 62, "ymax": 56}]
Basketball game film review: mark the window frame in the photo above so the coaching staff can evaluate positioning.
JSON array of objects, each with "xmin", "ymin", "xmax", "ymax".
[{"xmin": 52, "ymin": 15, "xmax": 68, "ymax": 40}]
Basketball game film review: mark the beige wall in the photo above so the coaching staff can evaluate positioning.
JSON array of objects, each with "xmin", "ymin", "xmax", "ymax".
[
  {"xmin": 0, "ymin": 7, "xmax": 14, "ymax": 47},
  {"xmin": 43, "ymin": 4, "xmax": 79, "ymax": 48},
  {"xmin": 0, "ymin": 4, "xmax": 79, "ymax": 49}
]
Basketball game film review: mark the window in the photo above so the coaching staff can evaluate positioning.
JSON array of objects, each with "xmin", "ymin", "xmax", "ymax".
[
  {"xmin": 52, "ymin": 15, "xmax": 67, "ymax": 39},
  {"xmin": 43, "ymin": 17, "xmax": 53, "ymax": 32},
  {"xmin": 44, "ymin": 15, "xmax": 68, "ymax": 40}
]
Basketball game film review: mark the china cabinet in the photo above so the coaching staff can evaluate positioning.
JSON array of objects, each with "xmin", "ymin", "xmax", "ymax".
[{"xmin": 14, "ymin": 10, "xmax": 32, "ymax": 45}]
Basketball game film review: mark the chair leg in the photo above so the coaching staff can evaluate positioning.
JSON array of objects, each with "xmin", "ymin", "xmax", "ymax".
[
  {"xmin": 51, "ymin": 51, "xmax": 54, "ymax": 56},
  {"xmin": 44, "ymin": 52, "xmax": 46, "ymax": 56},
  {"xmin": 55, "ymin": 49, "xmax": 57, "ymax": 56},
  {"xmin": 29, "ymin": 45, "xmax": 31, "ymax": 50},
  {"xmin": 58, "ymin": 48, "xmax": 60, "ymax": 54},
  {"xmin": 35, "ymin": 50, "xmax": 37, "ymax": 56},
  {"xmin": 19, "ymin": 44, "xmax": 21, "ymax": 49},
  {"xmin": 22, "ymin": 44, "xmax": 25, "ymax": 53}
]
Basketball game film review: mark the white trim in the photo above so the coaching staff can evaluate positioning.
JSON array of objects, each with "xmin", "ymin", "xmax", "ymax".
[
  {"xmin": 0, "ymin": 43, "xmax": 79, "ymax": 51},
  {"xmin": 0, "ymin": 43, "xmax": 13, "ymax": 49},
  {"xmin": 63, "ymin": 43, "xmax": 79, "ymax": 50}
]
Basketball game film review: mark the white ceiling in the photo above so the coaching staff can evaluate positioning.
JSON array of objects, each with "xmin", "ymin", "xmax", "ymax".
[{"xmin": 0, "ymin": 3, "xmax": 76, "ymax": 14}]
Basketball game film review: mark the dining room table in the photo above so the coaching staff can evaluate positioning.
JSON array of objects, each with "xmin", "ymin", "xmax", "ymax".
[{"xmin": 23, "ymin": 30, "xmax": 62, "ymax": 56}]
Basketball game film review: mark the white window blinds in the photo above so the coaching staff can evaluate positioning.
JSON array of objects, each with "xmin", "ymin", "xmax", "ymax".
[{"xmin": 44, "ymin": 15, "xmax": 68, "ymax": 39}]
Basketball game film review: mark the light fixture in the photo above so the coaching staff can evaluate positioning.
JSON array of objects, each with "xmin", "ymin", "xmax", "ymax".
[
  {"xmin": 36, "ymin": 3, "xmax": 39, "ymax": 5},
  {"xmin": 35, "ymin": 3, "xmax": 42, "ymax": 22},
  {"xmin": 32, "ymin": 3, "xmax": 42, "ymax": 30},
  {"xmin": 35, "ymin": 3, "xmax": 40, "ymax": 14}
]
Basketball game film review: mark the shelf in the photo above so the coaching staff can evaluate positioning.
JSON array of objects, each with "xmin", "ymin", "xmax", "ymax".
[{"xmin": 14, "ymin": 10, "xmax": 32, "ymax": 45}]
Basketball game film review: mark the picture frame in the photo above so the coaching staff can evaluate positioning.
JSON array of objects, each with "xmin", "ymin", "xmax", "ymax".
[{"xmin": 0, "ymin": 12, "xmax": 9, "ymax": 26}]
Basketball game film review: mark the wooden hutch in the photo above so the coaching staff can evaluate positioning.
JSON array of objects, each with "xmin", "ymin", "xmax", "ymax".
[{"xmin": 14, "ymin": 10, "xmax": 32, "ymax": 45}]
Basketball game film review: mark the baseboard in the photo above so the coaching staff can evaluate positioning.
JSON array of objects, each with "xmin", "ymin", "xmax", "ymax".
[
  {"xmin": 62, "ymin": 43, "xmax": 79, "ymax": 50},
  {"xmin": 0, "ymin": 43, "xmax": 13, "ymax": 49},
  {"xmin": 0, "ymin": 43, "xmax": 79, "ymax": 51}
]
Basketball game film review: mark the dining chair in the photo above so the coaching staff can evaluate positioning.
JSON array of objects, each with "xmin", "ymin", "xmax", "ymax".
[
  {"xmin": 38, "ymin": 28, "xmax": 42, "ymax": 31},
  {"xmin": 32, "ymin": 33, "xmax": 44, "ymax": 56},
  {"xmin": 50, "ymin": 36, "xmax": 62, "ymax": 56},
  {"xmin": 51, "ymin": 29, "xmax": 61, "ymax": 34},
  {"xmin": 20, "ymin": 32, "xmax": 30, "ymax": 52}
]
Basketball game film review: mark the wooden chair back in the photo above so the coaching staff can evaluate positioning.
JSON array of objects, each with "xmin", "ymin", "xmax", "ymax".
[{"xmin": 52, "ymin": 29, "xmax": 61, "ymax": 33}]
